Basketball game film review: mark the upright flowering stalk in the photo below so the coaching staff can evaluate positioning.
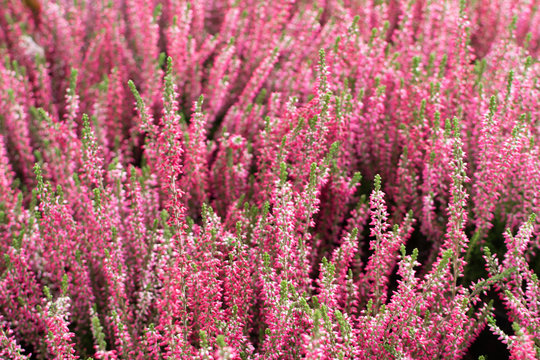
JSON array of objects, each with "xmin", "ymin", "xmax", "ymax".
[
  {"xmin": 220, "ymin": 232, "xmax": 254, "ymax": 356},
  {"xmin": 180, "ymin": 95, "xmax": 209, "ymax": 217},
  {"xmin": 443, "ymin": 118, "xmax": 470, "ymax": 289},
  {"xmin": 156, "ymin": 58, "xmax": 186, "ymax": 227},
  {"xmin": 43, "ymin": 292, "xmax": 78, "ymax": 360},
  {"xmin": 485, "ymin": 215, "xmax": 540, "ymax": 356},
  {"xmin": 359, "ymin": 175, "xmax": 414, "ymax": 310},
  {"xmin": 415, "ymin": 117, "xmax": 479, "ymax": 358},
  {"xmin": 131, "ymin": 57, "xmax": 191, "ymax": 357},
  {"xmin": 473, "ymin": 96, "xmax": 506, "ymax": 235}
]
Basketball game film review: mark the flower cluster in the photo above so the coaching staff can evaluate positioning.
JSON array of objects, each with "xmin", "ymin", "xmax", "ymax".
[{"xmin": 0, "ymin": 0, "xmax": 539, "ymax": 359}]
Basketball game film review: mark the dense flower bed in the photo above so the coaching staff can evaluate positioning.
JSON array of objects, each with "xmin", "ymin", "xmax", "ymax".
[{"xmin": 0, "ymin": 0, "xmax": 539, "ymax": 359}]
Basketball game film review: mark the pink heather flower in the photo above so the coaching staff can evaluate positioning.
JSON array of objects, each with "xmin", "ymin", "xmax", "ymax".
[
  {"xmin": 509, "ymin": 328, "xmax": 538, "ymax": 360},
  {"xmin": 359, "ymin": 175, "xmax": 414, "ymax": 308},
  {"xmin": 44, "ymin": 296, "xmax": 78, "ymax": 360},
  {"xmin": 0, "ymin": 315, "xmax": 30, "ymax": 359}
]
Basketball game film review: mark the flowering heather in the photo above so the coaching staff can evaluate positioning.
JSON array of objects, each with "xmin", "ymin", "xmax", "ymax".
[{"xmin": 0, "ymin": 0, "xmax": 539, "ymax": 359}]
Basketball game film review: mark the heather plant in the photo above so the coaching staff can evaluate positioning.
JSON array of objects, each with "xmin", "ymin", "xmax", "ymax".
[{"xmin": 0, "ymin": 0, "xmax": 539, "ymax": 359}]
